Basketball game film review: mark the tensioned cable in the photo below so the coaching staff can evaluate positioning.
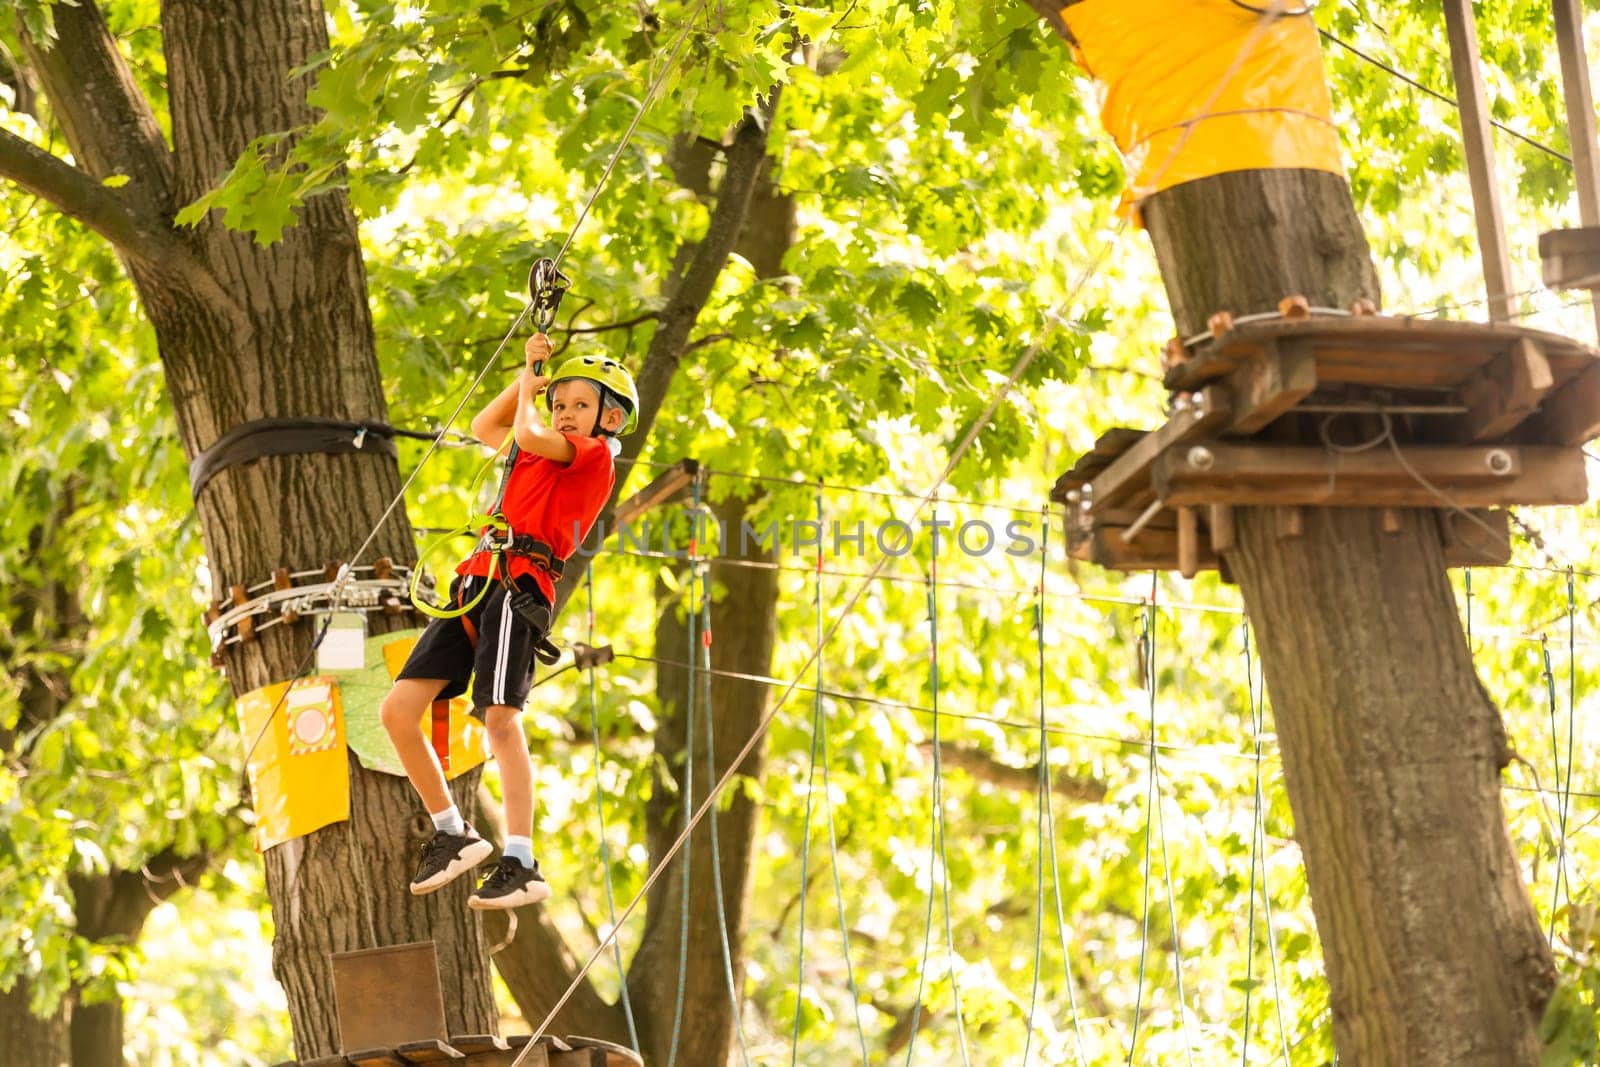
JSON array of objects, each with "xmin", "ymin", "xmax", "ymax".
[
  {"xmin": 664, "ymin": 479, "xmax": 697, "ymax": 1067},
  {"xmin": 583, "ymin": 567, "xmax": 640, "ymax": 1053},
  {"xmin": 523, "ymin": 1, "xmax": 1327, "ymax": 1043},
  {"xmin": 693, "ymin": 490, "xmax": 754, "ymax": 1066},
  {"xmin": 1023, "ymin": 526, "xmax": 1090, "ymax": 1067},
  {"xmin": 1319, "ymin": 28, "xmax": 1571, "ymax": 165},
  {"xmin": 1240, "ymin": 624, "xmax": 1293, "ymax": 1065},
  {"xmin": 902, "ymin": 539, "xmax": 973, "ymax": 1064}
]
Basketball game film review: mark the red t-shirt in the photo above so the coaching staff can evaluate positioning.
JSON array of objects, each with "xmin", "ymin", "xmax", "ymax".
[{"xmin": 457, "ymin": 433, "xmax": 615, "ymax": 603}]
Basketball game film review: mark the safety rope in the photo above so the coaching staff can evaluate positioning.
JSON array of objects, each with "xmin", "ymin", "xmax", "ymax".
[
  {"xmin": 789, "ymin": 492, "xmax": 870, "ymax": 1063},
  {"xmin": 1128, "ymin": 576, "xmax": 1196, "ymax": 1066},
  {"xmin": 1022, "ymin": 522, "xmax": 1089, "ymax": 1067},
  {"xmin": 902, "ymin": 536, "xmax": 971, "ymax": 1064},
  {"xmin": 584, "ymin": 568, "xmax": 640, "ymax": 1053},
  {"xmin": 524, "ymin": 2, "xmax": 1302, "ymax": 1044},
  {"xmin": 1241, "ymin": 624, "xmax": 1293, "ymax": 1064},
  {"xmin": 695, "ymin": 500, "xmax": 754, "ymax": 1065},
  {"xmin": 664, "ymin": 484, "xmax": 697, "ymax": 1067}
]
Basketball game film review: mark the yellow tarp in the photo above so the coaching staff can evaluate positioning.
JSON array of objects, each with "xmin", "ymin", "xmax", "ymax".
[
  {"xmin": 1062, "ymin": 0, "xmax": 1343, "ymax": 216},
  {"xmin": 238, "ymin": 630, "xmax": 490, "ymax": 851},
  {"xmin": 240, "ymin": 676, "xmax": 350, "ymax": 851}
]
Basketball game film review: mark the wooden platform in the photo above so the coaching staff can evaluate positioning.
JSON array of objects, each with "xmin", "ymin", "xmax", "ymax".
[
  {"xmin": 277, "ymin": 1033, "xmax": 644, "ymax": 1067},
  {"xmin": 1055, "ymin": 309, "xmax": 1600, "ymax": 576}
]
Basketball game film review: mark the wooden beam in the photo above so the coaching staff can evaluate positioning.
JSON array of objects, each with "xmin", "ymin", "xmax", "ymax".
[
  {"xmin": 1461, "ymin": 338, "xmax": 1553, "ymax": 441},
  {"xmin": 1540, "ymin": 227, "xmax": 1600, "ymax": 290},
  {"xmin": 1152, "ymin": 441, "xmax": 1588, "ymax": 508},
  {"xmin": 1087, "ymin": 386, "xmax": 1233, "ymax": 507},
  {"xmin": 1443, "ymin": 0, "xmax": 1518, "ymax": 322},
  {"xmin": 1542, "ymin": 362, "xmax": 1600, "ymax": 445},
  {"xmin": 612, "ymin": 457, "xmax": 699, "ymax": 526},
  {"xmin": 1554, "ymin": 0, "xmax": 1600, "ymax": 338},
  {"xmin": 1085, "ymin": 525, "xmax": 1218, "ymax": 573},
  {"xmin": 1228, "ymin": 338, "xmax": 1317, "ymax": 434},
  {"xmin": 1176, "ymin": 506, "xmax": 1199, "ymax": 578},
  {"xmin": 1209, "ymin": 503, "xmax": 1235, "ymax": 553}
]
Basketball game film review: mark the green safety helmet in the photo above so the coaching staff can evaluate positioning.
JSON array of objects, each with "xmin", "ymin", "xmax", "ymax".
[{"xmin": 546, "ymin": 355, "xmax": 639, "ymax": 435}]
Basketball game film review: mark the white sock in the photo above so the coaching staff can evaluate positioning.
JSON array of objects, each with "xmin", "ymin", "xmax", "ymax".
[
  {"xmin": 430, "ymin": 805, "xmax": 465, "ymax": 836},
  {"xmin": 505, "ymin": 835, "xmax": 534, "ymax": 868}
]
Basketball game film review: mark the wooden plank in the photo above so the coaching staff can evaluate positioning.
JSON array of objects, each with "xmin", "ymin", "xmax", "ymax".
[
  {"xmin": 1541, "ymin": 362, "xmax": 1600, "ymax": 445},
  {"xmin": 1443, "ymin": 0, "xmax": 1518, "ymax": 322},
  {"xmin": 1152, "ymin": 442, "xmax": 1586, "ymax": 508},
  {"xmin": 1462, "ymin": 338, "xmax": 1553, "ymax": 441},
  {"xmin": 1227, "ymin": 338, "xmax": 1317, "ymax": 434},
  {"xmin": 1088, "ymin": 387, "xmax": 1233, "ymax": 507},
  {"xmin": 398, "ymin": 1039, "xmax": 466, "ymax": 1062},
  {"xmin": 448, "ymin": 1036, "xmax": 510, "ymax": 1056},
  {"xmin": 1087, "ymin": 525, "xmax": 1218, "ymax": 572},
  {"xmin": 613, "ymin": 458, "xmax": 699, "ymax": 526}
]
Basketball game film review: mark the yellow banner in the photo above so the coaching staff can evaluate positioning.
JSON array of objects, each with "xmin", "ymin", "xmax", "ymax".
[
  {"xmin": 1063, "ymin": 0, "xmax": 1344, "ymax": 217},
  {"xmin": 240, "ymin": 676, "xmax": 349, "ymax": 851},
  {"xmin": 238, "ymin": 630, "xmax": 490, "ymax": 851}
]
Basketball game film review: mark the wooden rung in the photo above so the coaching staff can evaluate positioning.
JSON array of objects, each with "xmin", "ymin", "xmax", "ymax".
[
  {"xmin": 1461, "ymin": 338, "xmax": 1552, "ymax": 441},
  {"xmin": 1153, "ymin": 441, "xmax": 1587, "ymax": 509},
  {"xmin": 1227, "ymin": 338, "xmax": 1316, "ymax": 434},
  {"xmin": 273, "ymin": 567, "xmax": 293, "ymax": 591},
  {"xmin": 1088, "ymin": 388, "xmax": 1232, "ymax": 508},
  {"xmin": 373, "ymin": 557, "xmax": 395, "ymax": 580},
  {"xmin": 397, "ymin": 1038, "xmax": 465, "ymax": 1062}
]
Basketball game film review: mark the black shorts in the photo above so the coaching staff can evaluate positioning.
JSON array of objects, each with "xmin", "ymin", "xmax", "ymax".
[{"xmin": 396, "ymin": 573, "xmax": 552, "ymax": 714}]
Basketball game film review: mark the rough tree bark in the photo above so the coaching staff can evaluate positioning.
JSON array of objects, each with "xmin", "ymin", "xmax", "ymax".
[
  {"xmin": 629, "ymin": 493, "xmax": 780, "ymax": 1066},
  {"xmin": 1036, "ymin": 4, "xmax": 1559, "ymax": 1059},
  {"xmin": 8, "ymin": 2, "xmax": 489, "ymax": 1057}
]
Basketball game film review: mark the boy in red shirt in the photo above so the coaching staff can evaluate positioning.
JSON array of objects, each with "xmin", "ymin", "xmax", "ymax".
[{"xmin": 380, "ymin": 333, "xmax": 637, "ymax": 908}]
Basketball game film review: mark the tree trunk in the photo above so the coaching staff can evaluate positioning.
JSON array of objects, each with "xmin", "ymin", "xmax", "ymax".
[
  {"xmin": 0, "ymin": 978, "xmax": 68, "ymax": 1067},
  {"xmin": 19, "ymin": 2, "xmax": 489, "ymax": 1057},
  {"xmin": 1139, "ymin": 173, "xmax": 1555, "ymax": 1059},
  {"xmin": 629, "ymin": 494, "xmax": 779, "ymax": 1066}
]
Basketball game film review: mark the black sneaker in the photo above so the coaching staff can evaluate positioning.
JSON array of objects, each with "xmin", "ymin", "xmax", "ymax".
[
  {"xmin": 409, "ymin": 828, "xmax": 495, "ymax": 895},
  {"xmin": 468, "ymin": 856, "xmax": 551, "ymax": 910}
]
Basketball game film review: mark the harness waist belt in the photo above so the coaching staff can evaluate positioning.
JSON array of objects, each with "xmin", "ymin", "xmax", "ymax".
[{"xmin": 479, "ymin": 531, "xmax": 566, "ymax": 580}]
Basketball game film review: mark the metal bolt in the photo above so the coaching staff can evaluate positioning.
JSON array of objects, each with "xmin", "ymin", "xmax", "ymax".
[
  {"xmin": 1187, "ymin": 446, "xmax": 1215, "ymax": 471},
  {"xmin": 1485, "ymin": 449, "xmax": 1513, "ymax": 476}
]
